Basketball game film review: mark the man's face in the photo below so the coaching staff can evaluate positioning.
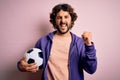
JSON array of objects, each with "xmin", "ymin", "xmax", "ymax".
[{"xmin": 55, "ymin": 10, "xmax": 72, "ymax": 34}]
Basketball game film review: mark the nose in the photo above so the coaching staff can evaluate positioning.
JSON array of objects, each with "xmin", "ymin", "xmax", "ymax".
[{"xmin": 61, "ymin": 17, "xmax": 65, "ymax": 23}]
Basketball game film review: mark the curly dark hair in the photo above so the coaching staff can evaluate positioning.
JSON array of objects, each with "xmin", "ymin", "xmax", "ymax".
[{"xmin": 49, "ymin": 3, "xmax": 78, "ymax": 29}]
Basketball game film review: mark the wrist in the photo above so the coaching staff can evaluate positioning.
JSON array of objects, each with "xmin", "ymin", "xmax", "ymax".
[{"xmin": 85, "ymin": 42, "xmax": 92, "ymax": 46}]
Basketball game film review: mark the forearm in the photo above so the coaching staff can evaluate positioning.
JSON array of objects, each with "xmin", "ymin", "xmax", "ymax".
[{"xmin": 82, "ymin": 43, "xmax": 97, "ymax": 74}]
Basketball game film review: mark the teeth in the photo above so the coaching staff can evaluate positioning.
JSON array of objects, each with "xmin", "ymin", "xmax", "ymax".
[{"xmin": 61, "ymin": 24, "xmax": 66, "ymax": 27}]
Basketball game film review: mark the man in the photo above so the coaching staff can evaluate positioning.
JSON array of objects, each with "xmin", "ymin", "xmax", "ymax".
[{"xmin": 17, "ymin": 3, "xmax": 97, "ymax": 80}]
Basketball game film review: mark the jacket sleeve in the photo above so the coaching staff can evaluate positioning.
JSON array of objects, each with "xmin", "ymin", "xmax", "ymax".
[
  {"xmin": 81, "ymin": 42, "xmax": 97, "ymax": 74},
  {"xmin": 34, "ymin": 38, "xmax": 42, "ymax": 49}
]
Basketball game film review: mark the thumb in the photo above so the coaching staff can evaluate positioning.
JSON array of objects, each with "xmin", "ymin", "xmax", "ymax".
[{"xmin": 21, "ymin": 57, "xmax": 27, "ymax": 63}]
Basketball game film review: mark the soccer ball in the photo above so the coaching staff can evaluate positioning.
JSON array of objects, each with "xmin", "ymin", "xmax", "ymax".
[{"xmin": 25, "ymin": 48, "xmax": 43, "ymax": 69}]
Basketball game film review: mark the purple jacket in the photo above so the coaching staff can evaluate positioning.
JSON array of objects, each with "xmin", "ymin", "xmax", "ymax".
[{"xmin": 34, "ymin": 31, "xmax": 97, "ymax": 80}]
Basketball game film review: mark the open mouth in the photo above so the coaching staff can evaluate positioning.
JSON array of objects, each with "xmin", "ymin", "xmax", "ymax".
[
  {"xmin": 60, "ymin": 23, "xmax": 67, "ymax": 27},
  {"xmin": 56, "ymin": 23, "xmax": 70, "ymax": 34}
]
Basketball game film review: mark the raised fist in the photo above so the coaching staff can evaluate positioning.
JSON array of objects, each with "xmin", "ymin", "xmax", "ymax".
[{"xmin": 82, "ymin": 32, "xmax": 92, "ymax": 46}]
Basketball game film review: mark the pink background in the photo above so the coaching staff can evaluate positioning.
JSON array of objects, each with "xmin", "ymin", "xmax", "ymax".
[{"xmin": 0, "ymin": 0, "xmax": 120, "ymax": 80}]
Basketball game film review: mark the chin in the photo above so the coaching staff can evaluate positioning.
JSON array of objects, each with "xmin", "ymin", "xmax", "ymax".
[{"xmin": 59, "ymin": 30, "xmax": 69, "ymax": 34}]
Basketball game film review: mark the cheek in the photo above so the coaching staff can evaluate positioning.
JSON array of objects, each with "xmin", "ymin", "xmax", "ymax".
[
  {"xmin": 68, "ymin": 20, "xmax": 72, "ymax": 25},
  {"xmin": 68, "ymin": 18, "xmax": 72, "ymax": 24},
  {"xmin": 55, "ymin": 20, "xmax": 60, "ymax": 25}
]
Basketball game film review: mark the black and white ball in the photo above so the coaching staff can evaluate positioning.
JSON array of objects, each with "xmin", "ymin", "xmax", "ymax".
[{"xmin": 25, "ymin": 48, "xmax": 43, "ymax": 69}]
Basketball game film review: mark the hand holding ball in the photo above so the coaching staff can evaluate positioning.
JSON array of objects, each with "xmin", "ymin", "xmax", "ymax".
[{"xmin": 25, "ymin": 48, "xmax": 43, "ymax": 69}]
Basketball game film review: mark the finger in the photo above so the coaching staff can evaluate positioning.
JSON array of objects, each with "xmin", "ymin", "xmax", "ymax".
[
  {"xmin": 82, "ymin": 34, "xmax": 88, "ymax": 40},
  {"xmin": 26, "ymin": 65, "xmax": 38, "ymax": 72},
  {"xmin": 82, "ymin": 32, "xmax": 91, "ymax": 35},
  {"xmin": 82, "ymin": 33, "xmax": 87, "ymax": 38},
  {"xmin": 26, "ymin": 63, "xmax": 37, "ymax": 69},
  {"xmin": 27, "ymin": 62, "xmax": 37, "ymax": 67},
  {"xmin": 20, "ymin": 57, "xmax": 28, "ymax": 66},
  {"xmin": 22, "ymin": 63, "xmax": 36, "ymax": 69},
  {"xmin": 82, "ymin": 32, "xmax": 92, "ymax": 38},
  {"xmin": 29, "ymin": 68, "xmax": 39, "ymax": 73},
  {"xmin": 31, "ymin": 66, "xmax": 39, "ymax": 72},
  {"xmin": 21, "ymin": 56, "xmax": 26, "ymax": 61}
]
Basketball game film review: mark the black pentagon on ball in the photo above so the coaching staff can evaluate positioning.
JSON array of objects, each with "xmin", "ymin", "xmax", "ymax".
[
  {"xmin": 27, "ymin": 58, "xmax": 35, "ymax": 64},
  {"xmin": 39, "ymin": 64, "xmax": 43, "ymax": 69},
  {"xmin": 27, "ymin": 49, "xmax": 33, "ymax": 53},
  {"xmin": 38, "ymin": 52, "xmax": 43, "ymax": 58}
]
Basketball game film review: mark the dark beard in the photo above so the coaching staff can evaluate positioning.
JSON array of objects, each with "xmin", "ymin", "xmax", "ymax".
[{"xmin": 55, "ymin": 25, "xmax": 71, "ymax": 34}]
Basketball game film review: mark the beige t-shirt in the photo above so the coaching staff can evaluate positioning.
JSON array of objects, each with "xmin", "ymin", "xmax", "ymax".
[{"xmin": 47, "ymin": 34, "xmax": 72, "ymax": 80}]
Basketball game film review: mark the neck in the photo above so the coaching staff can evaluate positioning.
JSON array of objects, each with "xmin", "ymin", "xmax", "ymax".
[{"xmin": 55, "ymin": 31, "xmax": 71, "ymax": 37}]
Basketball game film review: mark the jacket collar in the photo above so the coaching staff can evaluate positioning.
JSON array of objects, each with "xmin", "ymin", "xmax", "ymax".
[{"xmin": 47, "ymin": 31, "xmax": 79, "ymax": 45}]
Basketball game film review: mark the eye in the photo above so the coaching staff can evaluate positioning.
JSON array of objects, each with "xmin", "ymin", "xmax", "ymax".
[
  {"xmin": 65, "ymin": 16, "xmax": 69, "ymax": 19},
  {"xmin": 56, "ymin": 16, "xmax": 61, "ymax": 19}
]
